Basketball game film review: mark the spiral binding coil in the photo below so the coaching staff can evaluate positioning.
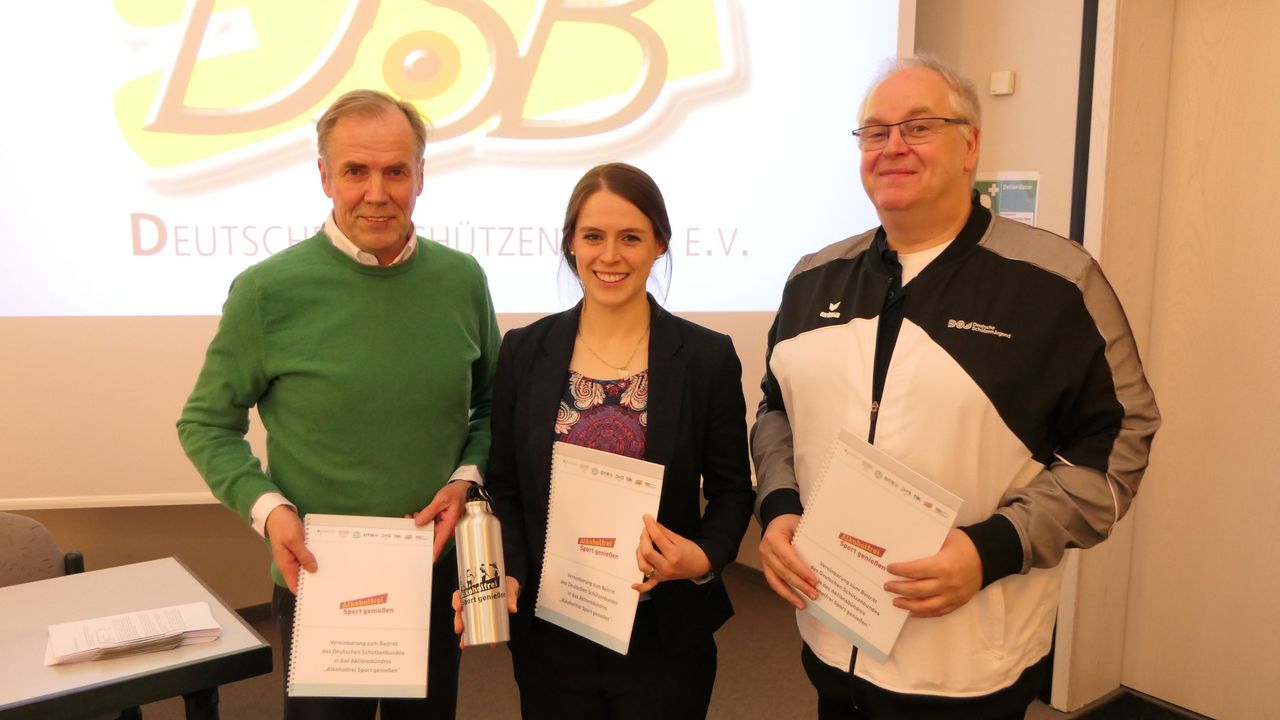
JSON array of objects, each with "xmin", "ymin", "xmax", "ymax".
[
  {"xmin": 284, "ymin": 513, "xmax": 314, "ymax": 696},
  {"xmin": 532, "ymin": 442, "xmax": 566, "ymax": 612},
  {"xmin": 793, "ymin": 431, "xmax": 843, "ymax": 541}
]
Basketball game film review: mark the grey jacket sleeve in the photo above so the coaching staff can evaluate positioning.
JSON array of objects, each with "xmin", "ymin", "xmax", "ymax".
[{"xmin": 751, "ymin": 310, "xmax": 805, "ymax": 529}]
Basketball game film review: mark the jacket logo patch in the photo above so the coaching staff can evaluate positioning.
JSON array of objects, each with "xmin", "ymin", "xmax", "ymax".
[
  {"xmin": 947, "ymin": 318, "xmax": 1012, "ymax": 339},
  {"xmin": 819, "ymin": 301, "xmax": 842, "ymax": 319}
]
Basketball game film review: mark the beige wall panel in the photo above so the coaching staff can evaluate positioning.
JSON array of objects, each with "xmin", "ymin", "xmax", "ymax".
[
  {"xmin": 0, "ymin": 317, "xmax": 231, "ymax": 508},
  {"xmin": 1121, "ymin": 1, "xmax": 1280, "ymax": 718},
  {"xmin": 23, "ymin": 505, "xmax": 273, "ymax": 610},
  {"xmin": 1097, "ymin": 0, "xmax": 1174, "ymax": 350}
]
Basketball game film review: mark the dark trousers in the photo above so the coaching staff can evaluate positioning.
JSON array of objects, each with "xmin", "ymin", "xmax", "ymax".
[
  {"xmin": 510, "ymin": 600, "xmax": 716, "ymax": 720},
  {"xmin": 273, "ymin": 547, "xmax": 462, "ymax": 720},
  {"xmin": 802, "ymin": 643, "xmax": 1047, "ymax": 720}
]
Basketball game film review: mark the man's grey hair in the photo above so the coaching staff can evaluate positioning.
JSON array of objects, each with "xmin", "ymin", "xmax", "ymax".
[
  {"xmin": 858, "ymin": 55, "xmax": 982, "ymax": 139},
  {"xmin": 316, "ymin": 90, "xmax": 430, "ymax": 161}
]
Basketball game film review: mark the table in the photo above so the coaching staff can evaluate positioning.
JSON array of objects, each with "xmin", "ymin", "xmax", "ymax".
[{"xmin": 0, "ymin": 557, "xmax": 272, "ymax": 719}]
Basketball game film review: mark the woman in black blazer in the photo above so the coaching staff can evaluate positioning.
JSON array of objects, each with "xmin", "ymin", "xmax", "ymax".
[{"xmin": 479, "ymin": 163, "xmax": 755, "ymax": 719}]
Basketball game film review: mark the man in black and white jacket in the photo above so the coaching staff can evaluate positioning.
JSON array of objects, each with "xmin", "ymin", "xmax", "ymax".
[{"xmin": 752, "ymin": 56, "xmax": 1159, "ymax": 719}]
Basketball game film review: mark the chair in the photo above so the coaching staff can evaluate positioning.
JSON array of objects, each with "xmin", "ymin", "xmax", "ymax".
[
  {"xmin": 0, "ymin": 514, "xmax": 142, "ymax": 718},
  {"xmin": 0, "ymin": 512, "xmax": 83, "ymax": 586}
]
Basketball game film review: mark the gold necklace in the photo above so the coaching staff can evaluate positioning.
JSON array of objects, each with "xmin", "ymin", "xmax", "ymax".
[{"xmin": 577, "ymin": 324, "xmax": 650, "ymax": 376}]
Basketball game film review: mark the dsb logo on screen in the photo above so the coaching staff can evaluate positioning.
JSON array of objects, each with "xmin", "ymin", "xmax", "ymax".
[{"xmin": 113, "ymin": 0, "xmax": 738, "ymax": 172}]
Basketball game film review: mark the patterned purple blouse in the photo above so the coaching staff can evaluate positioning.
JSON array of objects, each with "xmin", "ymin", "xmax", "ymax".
[{"xmin": 554, "ymin": 369, "xmax": 649, "ymax": 459}]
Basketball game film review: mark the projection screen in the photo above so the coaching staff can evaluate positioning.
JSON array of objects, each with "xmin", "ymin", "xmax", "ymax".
[{"xmin": 0, "ymin": 0, "xmax": 912, "ymax": 508}]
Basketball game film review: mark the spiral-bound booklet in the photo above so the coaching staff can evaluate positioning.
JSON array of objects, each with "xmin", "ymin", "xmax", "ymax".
[
  {"xmin": 535, "ymin": 441, "xmax": 664, "ymax": 654},
  {"xmin": 287, "ymin": 514, "xmax": 433, "ymax": 698},
  {"xmin": 792, "ymin": 429, "xmax": 962, "ymax": 663}
]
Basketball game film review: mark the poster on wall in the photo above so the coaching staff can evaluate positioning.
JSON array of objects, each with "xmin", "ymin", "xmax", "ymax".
[{"xmin": 974, "ymin": 172, "xmax": 1040, "ymax": 227}]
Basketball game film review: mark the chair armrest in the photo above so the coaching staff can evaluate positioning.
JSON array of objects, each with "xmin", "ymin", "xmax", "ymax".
[{"xmin": 64, "ymin": 551, "xmax": 84, "ymax": 575}]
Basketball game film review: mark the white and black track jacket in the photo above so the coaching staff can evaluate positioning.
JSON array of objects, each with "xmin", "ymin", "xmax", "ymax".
[{"xmin": 752, "ymin": 204, "xmax": 1159, "ymax": 697}]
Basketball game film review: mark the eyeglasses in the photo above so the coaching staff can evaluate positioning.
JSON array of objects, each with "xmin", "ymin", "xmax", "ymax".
[{"xmin": 851, "ymin": 117, "xmax": 969, "ymax": 151}]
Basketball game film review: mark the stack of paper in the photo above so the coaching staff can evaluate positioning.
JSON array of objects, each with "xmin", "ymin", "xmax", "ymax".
[{"xmin": 44, "ymin": 602, "xmax": 221, "ymax": 666}]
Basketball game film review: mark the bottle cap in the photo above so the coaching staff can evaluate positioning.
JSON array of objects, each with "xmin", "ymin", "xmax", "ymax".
[{"xmin": 465, "ymin": 483, "xmax": 493, "ymax": 506}]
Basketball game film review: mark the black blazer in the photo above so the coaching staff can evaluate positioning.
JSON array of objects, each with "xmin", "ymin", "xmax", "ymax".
[{"xmin": 486, "ymin": 297, "xmax": 755, "ymax": 653}]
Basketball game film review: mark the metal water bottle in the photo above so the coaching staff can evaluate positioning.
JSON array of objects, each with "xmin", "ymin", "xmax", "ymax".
[{"xmin": 454, "ymin": 484, "xmax": 510, "ymax": 646}]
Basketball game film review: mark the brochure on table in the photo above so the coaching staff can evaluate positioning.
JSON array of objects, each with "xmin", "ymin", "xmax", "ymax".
[{"xmin": 44, "ymin": 602, "xmax": 220, "ymax": 666}]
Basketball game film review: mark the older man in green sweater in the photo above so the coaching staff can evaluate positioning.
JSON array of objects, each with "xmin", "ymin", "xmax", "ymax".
[{"xmin": 178, "ymin": 90, "xmax": 499, "ymax": 720}]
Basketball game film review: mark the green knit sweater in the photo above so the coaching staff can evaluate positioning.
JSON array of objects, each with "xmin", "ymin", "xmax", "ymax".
[{"xmin": 178, "ymin": 233, "xmax": 499, "ymax": 584}]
